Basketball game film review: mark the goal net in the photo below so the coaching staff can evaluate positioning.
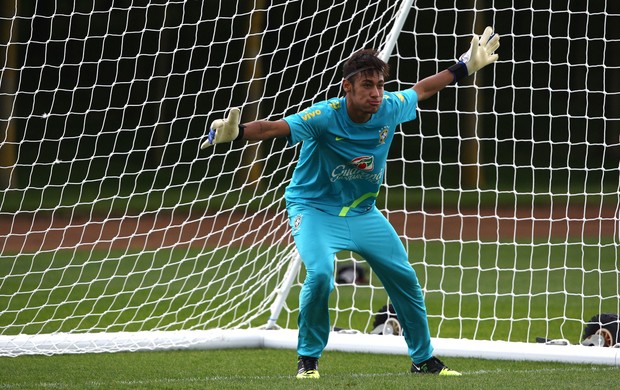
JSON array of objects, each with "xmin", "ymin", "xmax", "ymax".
[{"xmin": 1, "ymin": 1, "xmax": 619, "ymax": 363}]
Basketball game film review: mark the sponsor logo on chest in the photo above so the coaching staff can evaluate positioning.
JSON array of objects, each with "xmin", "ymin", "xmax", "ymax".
[
  {"xmin": 330, "ymin": 155, "xmax": 383, "ymax": 184},
  {"xmin": 349, "ymin": 155, "xmax": 374, "ymax": 172}
]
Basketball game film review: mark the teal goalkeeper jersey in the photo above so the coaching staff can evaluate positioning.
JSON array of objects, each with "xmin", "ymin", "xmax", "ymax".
[{"xmin": 283, "ymin": 88, "xmax": 418, "ymax": 216}]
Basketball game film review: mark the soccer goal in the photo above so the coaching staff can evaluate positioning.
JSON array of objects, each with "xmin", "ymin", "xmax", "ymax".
[{"xmin": 1, "ymin": 1, "xmax": 619, "ymax": 364}]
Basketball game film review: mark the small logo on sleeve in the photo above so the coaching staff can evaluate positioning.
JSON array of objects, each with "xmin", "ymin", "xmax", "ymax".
[{"xmin": 300, "ymin": 109, "xmax": 321, "ymax": 121}]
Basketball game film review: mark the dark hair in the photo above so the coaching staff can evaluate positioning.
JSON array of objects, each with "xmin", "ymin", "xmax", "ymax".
[{"xmin": 342, "ymin": 48, "xmax": 390, "ymax": 81}]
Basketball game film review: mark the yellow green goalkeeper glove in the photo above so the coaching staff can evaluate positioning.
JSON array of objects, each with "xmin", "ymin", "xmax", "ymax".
[
  {"xmin": 200, "ymin": 108, "xmax": 242, "ymax": 149},
  {"xmin": 449, "ymin": 26, "xmax": 500, "ymax": 83}
]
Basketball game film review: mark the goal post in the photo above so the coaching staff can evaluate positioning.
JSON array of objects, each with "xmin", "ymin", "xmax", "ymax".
[{"xmin": 1, "ymin": 1, "xmax": 619, "ymax": 365}]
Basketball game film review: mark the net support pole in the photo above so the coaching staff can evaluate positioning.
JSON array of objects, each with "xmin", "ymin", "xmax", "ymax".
[
  {"xmin": 264, "ymin": 249, "xmax": 302, "ymax": 329},
  {"xmin": 378, "ymin": 0, "xmax": 414, "ymax": 62},
  {"xmin": 0, "ymin": 1, "xmax": 18, "ymax": 189}
]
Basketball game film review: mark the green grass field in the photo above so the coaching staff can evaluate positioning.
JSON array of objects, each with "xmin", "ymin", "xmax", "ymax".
[
  {"xmin": 2, "ymin": 240, "xmax": 618, "ymax": 341},
  {"xmin": 1, "ymin": 348, "xmax": 619, "ymax": 389},
  {"xmin": 1, "ymin": 237, "xmax": 619, "ymax": 388}
]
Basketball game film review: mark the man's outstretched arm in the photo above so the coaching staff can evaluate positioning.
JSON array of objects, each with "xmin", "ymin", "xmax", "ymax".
[
  {"xmin": 412, "ymin": 70, "xmax": 454, "ymax": 102},
  {"xmin": 413, "ymin": 26, "xmax": 500, "ymax": 102},
  {"xmin": 241, "ymin": 119, "xmax": 291, "ymax": 141},
  {"xmin": 200, "ymin": 109, "xmax": 290, "ymax": 149}
]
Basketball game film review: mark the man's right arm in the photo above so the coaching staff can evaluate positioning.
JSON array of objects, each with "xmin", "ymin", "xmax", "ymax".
[
  {"xmin": 241, "ymin": 119, "xmax": 291, "ymax": 141},
  {"xmin": 201, "ymin": 108, "xmax": 291, "ymax": 149}
]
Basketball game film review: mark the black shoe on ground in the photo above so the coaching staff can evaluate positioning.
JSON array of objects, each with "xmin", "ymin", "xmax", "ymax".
[
  {"xmin": 411, "ymin": 356, "xmax": 462, "ymax": 376},
  {"xmin": 296, "ymin": 356, "xmax": 320, "ymax": 379}
]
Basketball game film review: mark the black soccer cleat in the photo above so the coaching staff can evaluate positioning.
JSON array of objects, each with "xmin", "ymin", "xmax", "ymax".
[
  {"xmin": 296, "ymin": 356, "xmax": 320, "ymax": 379},
  {"xmin": 411, "ymin": 356, "xmax": 462, "ymax": 376}
]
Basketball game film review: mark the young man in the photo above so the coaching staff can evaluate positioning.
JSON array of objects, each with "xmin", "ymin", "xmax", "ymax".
[{"xmin": 202, "ymin": 27, "xmax": 500, "ymax": 378}]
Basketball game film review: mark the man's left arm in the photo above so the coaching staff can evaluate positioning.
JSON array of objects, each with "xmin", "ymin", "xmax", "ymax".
[
  {"xmin": 412, "ymin": 70, "xmax": 454, "ymax": 102},
  {"xmin": 413, "ymin": 26, "xmax": 500, "ymax": 102}
]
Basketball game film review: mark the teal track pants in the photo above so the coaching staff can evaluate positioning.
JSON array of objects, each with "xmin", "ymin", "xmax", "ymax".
[{"xmin": 287, "ymin": 204, "xmax": 434, "ymax": 364}]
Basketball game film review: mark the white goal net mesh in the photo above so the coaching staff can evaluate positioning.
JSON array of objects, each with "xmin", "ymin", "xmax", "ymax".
[{"xmin": 0, "ymin": 1, "xmax": 618, "ymax": 356}]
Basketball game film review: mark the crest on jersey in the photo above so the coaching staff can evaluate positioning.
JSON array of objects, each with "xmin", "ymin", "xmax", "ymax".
[
  {"xmin": 378, "ymin": 126, "xmax": 389, "ymax": 145},
  {"xmin": 292, "ymin": 214, "xmax": 303, "ymax": 234},
  {"xmin": 349, "ymin": 155, "xmax": 374, "ymax": 172}
]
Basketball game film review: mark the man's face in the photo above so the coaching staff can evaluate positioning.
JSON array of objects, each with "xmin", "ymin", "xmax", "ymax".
[{"xmin": 343, "ymin": 71, "xmax": 384, "ymax": 121}]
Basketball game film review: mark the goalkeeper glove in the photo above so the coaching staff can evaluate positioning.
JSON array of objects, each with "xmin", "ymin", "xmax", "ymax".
[
  {"xmin": 449, "ymin": 26, "xmax": 500, "ymax": 83},
  {"xmin": 200, "ymin": 108, "xmax": 243, "ymax": 149}
]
